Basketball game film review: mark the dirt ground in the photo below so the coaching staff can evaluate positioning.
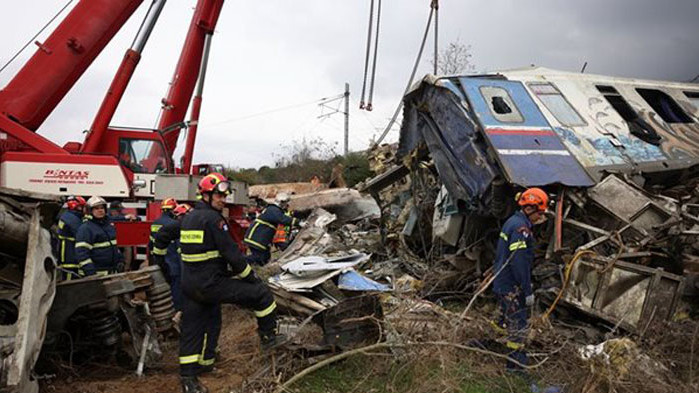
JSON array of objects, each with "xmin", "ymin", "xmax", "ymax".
[{"xmin": 40, "ymin": 307, "xmax": 266, "ymax": 393}]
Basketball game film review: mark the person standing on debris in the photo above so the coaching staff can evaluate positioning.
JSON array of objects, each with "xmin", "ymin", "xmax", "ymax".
[
  {"xmin": 492, "ymin": 187, "xmax": 549, "ymax": 370},
  {"xmin": 56, "ymin": 195, "xmax": 86, "ymax": 280},
  {"xmin": 244, "ymin": 192, "xmax": 298, "ymax": 265},
  {"xmin": 178, "ymin": 173, "xmax": 283, "ymax": 393},
  {"xmin": 152, "ymin": 203, "xmax": 191, "ymax": 316},
  {"xmin": 75, "ymin": 196, "xmax": 124, "ymax": 277}
]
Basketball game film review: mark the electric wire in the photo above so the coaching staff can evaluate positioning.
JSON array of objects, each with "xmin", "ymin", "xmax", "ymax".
[
  {"xmin": 359, "ymin": 0, "xmax": 375, "ymax": 109},
  {"xmin": 0, "ymin": 0, "xmax": 75, "ymax": 76},
  {"xmin": 376, "ymin": 2, "xmax": 436, "ymax": 144},
  {"xmin": 366, "ymin": 0, "xmax": 382, "ymax": 111},
  {"xmin": 203, "ymin": 97, "xmax": 328, "ymax": 127}
]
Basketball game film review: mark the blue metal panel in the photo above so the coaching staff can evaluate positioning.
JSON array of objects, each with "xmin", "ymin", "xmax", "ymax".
[{"xmin": 458, "ymin": 78, "xmax": 594, "ymax": 187}]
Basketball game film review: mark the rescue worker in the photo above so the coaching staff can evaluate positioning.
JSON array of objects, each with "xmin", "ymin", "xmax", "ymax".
[
  {"xmin": 56, "ymin": 196, "xmax": 86, "ymax": 280},
  {"xmin": 243, "ymin": 192, "xmax": 298, "ymax": 265},
  {"xmin": 152, "ymin": 203, "xmax": 192, "ymax": 314},
  {"xmin": 75, "ymin": 196, "xmax": 124, "ymax": 276},
  {"xmin": 492, "ymin": 187, "xmax": 549, "ymax": 370},
  {"xmin": 271, "ymin": 209, "xmax": 295, "ymax": 251},
  {"xmin": 149, "ymin": 198, "xmax": 178, "ymax": 247},
  {"xmin": 179, "ymin": 173, "xmax": 283, "ymax": 393}
]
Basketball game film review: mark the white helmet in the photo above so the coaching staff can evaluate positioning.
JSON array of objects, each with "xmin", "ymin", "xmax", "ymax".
[
  {"xmin": 274, "ymin": 192, "xmax": 291, "ymax": 206},
  {"xmin": 86, "ymin": 195, "xmax": 107, "ymax": 209}
]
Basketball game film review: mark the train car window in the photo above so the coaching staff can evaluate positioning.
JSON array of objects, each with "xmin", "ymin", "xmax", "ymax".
[
  {"xmin": 637, "ymin": 88, "xmax": 693, "ymax": 123},
  {"xmin": 596, "ymin": 85, "xmax": 661, "ymax": 145},
  {"xmin": 528, "ymin": 83, "xmax": 586, "ymax": 127},
  {"xmin": 479, "ymin": 86, "xmax": 524, "ymax": 123},
  {"xmin": 684, "ymin": 91, "xmax": 699, "ymax": 111}
]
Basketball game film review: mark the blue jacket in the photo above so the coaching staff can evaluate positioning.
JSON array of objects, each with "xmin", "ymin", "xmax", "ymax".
[
  {"xmin": 244, "ymin": 204, "xmax": 296, "ymax": 251},
  {"xmin": 76, "ymin": 216, "xmax": 123, "ymax": 275},
  {"xmin": 57, "ymin": 209, "xmax": 83, "ymax": 266},
  {"xmin": 149, "ymin": 212, "xmax": 180, "ymax": 272},
  {"xmin": 492, "ymin": 211, "xmax": 534, "ymax": 297}
]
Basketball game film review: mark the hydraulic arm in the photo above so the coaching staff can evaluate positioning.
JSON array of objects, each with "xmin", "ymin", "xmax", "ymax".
[{"xmin": 0, "ymin": 0, "xmax": 144, "ymax": 132}]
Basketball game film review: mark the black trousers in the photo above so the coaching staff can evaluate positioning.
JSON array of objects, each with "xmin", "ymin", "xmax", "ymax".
[
  {"xmin": 245, "ymin": 246, "xmax": 271, "ymax": 266},
  {"xmin": 178, "ymin": 270, "xmax": 277, "ymax": 376}
]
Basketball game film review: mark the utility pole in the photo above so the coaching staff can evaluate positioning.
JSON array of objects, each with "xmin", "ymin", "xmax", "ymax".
[
  {"xmin": 344, "ymin": 82, "xmax": 350, "ymax": 155},
  {"xmin": 318, "ymin": 83, "xmax": 350, "ymax": 155}
]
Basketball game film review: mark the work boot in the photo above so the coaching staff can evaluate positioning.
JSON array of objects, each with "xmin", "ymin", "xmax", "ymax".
[
  {"xmin": 260, "ymin": 332, "xmax": 288, "ymax": 351},
  {"xmin": 181, "ymin": 376, "xmax": 208, "ymax": 393}
]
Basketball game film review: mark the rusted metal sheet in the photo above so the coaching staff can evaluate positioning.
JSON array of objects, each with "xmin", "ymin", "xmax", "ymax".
[{"xmin": 564, "ymin": 256, "xmax": 684, "ymax": 332}]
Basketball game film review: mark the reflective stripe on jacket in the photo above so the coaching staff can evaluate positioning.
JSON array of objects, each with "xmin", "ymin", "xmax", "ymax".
[
  {"xmin": 180, "ymin": 201, "xmax": 250, "ymax": 278},
  {"xmin": 493, "ymin": 211, "xmax": 534, "ymax": 297},
  {"xmin": 57, "ymin": 210, "xmax": 83, "ymax": 267},
  {"xmin": 244, "ymin": 205, "xmax": 295, "ymax": 251},
  {"xmin": 75, "ymin": 216, "xmax": 123, "ymax": 276}
]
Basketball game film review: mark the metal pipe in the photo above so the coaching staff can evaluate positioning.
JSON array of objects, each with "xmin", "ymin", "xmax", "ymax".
[
  {"xmin": 131, "ymin": 0, "xmax": 167, "ymax": 53},
  {"xmin": 82, "ymin": 0, "xmax": 167, "ymax": 153},
  {"xmin": 181, "ymin": 33, "xmax": 213, "ymax": 174}
]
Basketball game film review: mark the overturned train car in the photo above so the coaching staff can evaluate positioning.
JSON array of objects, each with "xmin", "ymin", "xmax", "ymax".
[{"xmin": 396, "ymin": 67, "xmax": 699, "ymax": 329}]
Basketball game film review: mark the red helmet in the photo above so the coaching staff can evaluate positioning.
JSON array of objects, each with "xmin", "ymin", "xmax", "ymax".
[
  {"xmin": 66, "ymin": 196, "xmax": 86, "ymax": 211},
  {"xmin": 518, "ymin": 188, "xmax": 549, "ymax": 212},
  {"xmin": 161, "ymin": 198, "xmax": 177, "ymax": 210},
  {"xmin": 198, "ymin": 172, "xmax": 230, "ymax": 195},
  {"xmin": 173, "ymin": 203, "xmax": 192, "ymax": 217}
]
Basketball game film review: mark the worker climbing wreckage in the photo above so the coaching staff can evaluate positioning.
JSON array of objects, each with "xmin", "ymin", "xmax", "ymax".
[
  {"xmin": 178, "ymin": 173, "xmax": 284, "ymax": 393},
  {"xmin": 244, "ymin": 192, "xmax": 301, "ymax": 265}
]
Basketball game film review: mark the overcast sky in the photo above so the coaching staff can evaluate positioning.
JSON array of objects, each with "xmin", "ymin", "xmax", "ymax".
[{"xmin": 1, "ymin": 0, "xmax": 698, "ymax": 169}]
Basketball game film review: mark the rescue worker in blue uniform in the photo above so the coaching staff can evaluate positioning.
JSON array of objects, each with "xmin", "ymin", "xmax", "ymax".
[
  {"xmin": 178, "ymin": 173, "xmax": 284, "ymax": 393},
  {"xmin": 75, "ymin": 196, "xmax": 124, "ymax": 276},
  {"xmin": 56, "ymin": 195, "xmax": 86, "ymax": 280},
  {"xmin": 244, "ymin": 192, "xmax": 298, "ymax": 265},
  {"xmin": 149, "ymin": 198, "xmax": 178, "ymax": 250},
  {"xmin": 152, "ymin": 203, "xmax": 192, "ymax": 314},
  {"xmin": 492, "ymin": 187, "xmax": 549, "ymax": 370}
]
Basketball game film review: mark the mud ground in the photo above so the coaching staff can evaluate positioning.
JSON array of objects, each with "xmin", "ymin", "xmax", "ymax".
[{"xmin": 40, "ymin": 307, "xmax": 265, "ymax": 393}]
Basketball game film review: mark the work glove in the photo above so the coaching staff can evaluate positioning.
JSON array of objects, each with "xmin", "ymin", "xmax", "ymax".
[
  {"xmin": 116, "ymin": 261, "xmax": 125, "ymax": 273},
  {"xmin": 525, "ymin": 294, "xmax": 535, "ymax": 307},
  {"xmin": 298, "ymin": 220, "xmax": 308, "ymax": 228}
]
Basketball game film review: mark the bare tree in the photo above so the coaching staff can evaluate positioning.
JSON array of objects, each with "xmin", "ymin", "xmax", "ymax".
[{"xmin": 431, "ymin": 38, "xmax": 475, "ymax": 75}]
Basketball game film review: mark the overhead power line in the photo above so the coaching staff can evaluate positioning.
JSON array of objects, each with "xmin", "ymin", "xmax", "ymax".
[{"xmin": 376, "ymin": 1, "xmax": 437, "ymax": 144}]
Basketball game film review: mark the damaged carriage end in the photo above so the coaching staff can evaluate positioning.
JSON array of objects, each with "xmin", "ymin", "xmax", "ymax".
[
  {"xmin": 0, "ymin": 189, "xmax": 60, "ymax": 393},
  {"xmin": 384, "ymin": 69, "xmax": 699, "ymax": 331}
]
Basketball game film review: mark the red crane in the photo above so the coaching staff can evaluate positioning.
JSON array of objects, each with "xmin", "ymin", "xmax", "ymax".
[{"xmin": 0, "ymin": 0, "xmax": 224, "ymax": 197}]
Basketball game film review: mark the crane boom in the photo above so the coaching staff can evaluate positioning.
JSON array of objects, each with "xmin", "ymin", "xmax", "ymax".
[
  {"xmin": 157, "ymin": 0, "xmax": 224, "ymax": 156},
  {"xmin": 0, "ymin": 0, "xmax": 144, "ymax": 132}
]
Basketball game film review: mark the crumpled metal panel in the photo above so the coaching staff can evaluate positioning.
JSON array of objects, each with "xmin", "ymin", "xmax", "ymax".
[
  {"xmin": 398, "ymin": 79, "xmax": 500, "ymax": 210},
  {"xmin": 458, "ymin": 77, "xmax": 594, "ymax": 187}
]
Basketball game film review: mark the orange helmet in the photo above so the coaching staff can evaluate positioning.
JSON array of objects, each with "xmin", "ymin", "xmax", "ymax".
[
  {"xmin": 161, "ymin": 198, "xmax": 177, "ymax": 210},
  {"xmin": 517, "ymin": 187, "xmax": 549, "ymax": 212},
  {"xmin": 173, "ymin": 203, "xmax": 192, "ymax": 217},
  {"xmin": 66, "ymin": 195, "xmax": 86, "ymax": 211},
  {"xmin": 198, "ymin": 172, "xmax": 230, "ymax": 195}
]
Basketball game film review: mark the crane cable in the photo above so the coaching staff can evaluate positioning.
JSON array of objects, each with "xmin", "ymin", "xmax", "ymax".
[
  {"xmin": 433, "ymin": 0, "xmax": 439, "ymax": 74},
  {"xmin": 0, "ymin": 0, "xmax": 75, "ymax": 76},
  {"xmin": 359, "ymin": 0, "xmax": 375, "ymax": 110},
  {"xmin": 376, "ymin": 1, "xmax": 437, "ymax": 145},
  {"xmin": 365, "ymin": 0, "xmax": 382, "ymax": 111}
]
